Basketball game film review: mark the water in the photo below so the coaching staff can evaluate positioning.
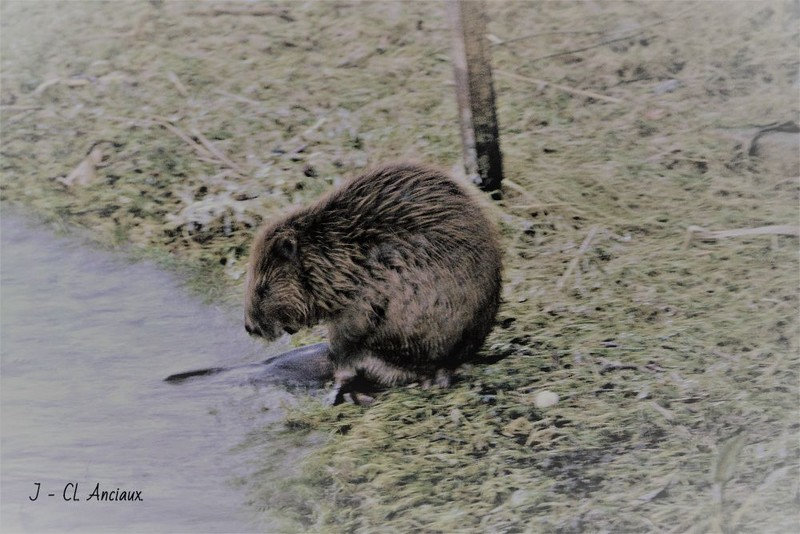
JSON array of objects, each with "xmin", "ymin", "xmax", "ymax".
[{"xmin": 0, "ymin": 214, "xmax": 303, "ymax": 533}]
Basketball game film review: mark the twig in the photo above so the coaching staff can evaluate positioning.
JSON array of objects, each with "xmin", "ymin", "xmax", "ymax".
[
  {"xmin": 153, "ymin": 118, "xmax": 209, "ymax": 157},
  {"xmin": 167, "ymin": 71, "xmax": 189, "ymax": 98},
  {"xmin": 32, "ymin": 78, "xmax": 62, "ymax": 95},
  {"xmin": 502, "ymin": 178, "xmax": 540, "ymax": 204},
  {"xmin": 557, "ymin": 225, "xmax": 599, "ymax": 289},
  {"xmin": 697, "ymin": 225, "xmax": 799, "ymax": 238},
  {"xmin": 502, "ymin": 179, "xmax": 591, "ymax": 216},
  {"xmin": 492, "ymin": 28, "xmax": 605, "ymax": 46},
  {"xmin": 598, "ymin": 358, "xmax": 639, "ymax": 374},
  {"xmin": 528, "ymin": 33, "xmax": 644, "ymax": 63},
  {"xmin": 32, "ymin": 77, "xmax": 91, "ymax": 96},
  {"xmin": 496, "ymin": 69, "xmax": 622, "ymax": 103},
  {"xmin": 283, "ymin": 115, "xmax": 329, "ymax": 154},
  {"xmin": 151, "ymin": 118, "xmax": 246, "ymax": 177},
  {"xmin": 213, "ymin": 89, "xmax": 267, "ymax": 108},
  {"xmin": 525, "ymin": 6, "xmax": 695, "ymax": 63},
  {"xmin": 186, "ymin": 7, "xmax": 294, "ymax": 21},
  {"xmin": 508, "ymin": 202, "xmax": 583, "ymax": 211},
  {"xmin": 649, "ymin": 401, "xmax": 675, "ymax": 421},
  {"xmin": 683, "ymin": 224, "xmax": 800, "ymax": 249},
  {"xmin": 493, "ymin": 8, "xmax": 692, "ymax": 48},
  {"xmin": 634, "ymin": 476, "xmax": 674, "ymax": 505},
  {"xmin": 189, "ymin": 127, "xmax": 247, "ymax": 176},
  {"xmin": 301, "ymin": 116, "xmax": 328, "ymax": 138},
  {"xmin": 602, "ymin": 229, "xmax": 632, "ymax": 242},
  {"xmin": 0, "ymin": 105, "xmax": 42, "ymax": 111}
]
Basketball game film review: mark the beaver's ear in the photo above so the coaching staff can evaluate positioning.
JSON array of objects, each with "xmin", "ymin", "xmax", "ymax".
[{"xmin": 276, "ymin": 233, "xmax": 298, "ymax": 260}]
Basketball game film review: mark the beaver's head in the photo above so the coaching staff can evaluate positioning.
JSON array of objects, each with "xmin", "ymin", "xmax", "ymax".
[{"xmin": 244, "ymin": 222, "xmax": 311, "ymax": 341}]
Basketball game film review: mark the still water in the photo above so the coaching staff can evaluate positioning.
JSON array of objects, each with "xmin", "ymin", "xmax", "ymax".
[{"xmin": 0, "ymin": 214, "xmax": 301, "ymax": 533}]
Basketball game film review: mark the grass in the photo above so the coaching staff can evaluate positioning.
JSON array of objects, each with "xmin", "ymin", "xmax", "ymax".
[{"xmin": 1, "ymin": 1, "xmax": 798, "ymax": 532}]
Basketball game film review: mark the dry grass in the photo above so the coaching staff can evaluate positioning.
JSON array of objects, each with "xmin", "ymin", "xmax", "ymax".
[{"xmin": 1, "ymin": 1, "xmax": 798, "ymax": 532}]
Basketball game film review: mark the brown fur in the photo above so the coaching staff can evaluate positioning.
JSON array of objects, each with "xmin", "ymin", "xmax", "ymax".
[{"xmin": 244, "ymin": 163, "xmax": 502, "ymax": 399}]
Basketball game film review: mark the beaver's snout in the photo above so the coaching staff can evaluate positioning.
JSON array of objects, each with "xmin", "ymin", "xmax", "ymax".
[
  {"xmin": 244, "ymin": 320, "xmax": 259, "ymax": 336},
  {"xmin": 244, "ymin": 311, "xmax": 285, "ymax": 340}
]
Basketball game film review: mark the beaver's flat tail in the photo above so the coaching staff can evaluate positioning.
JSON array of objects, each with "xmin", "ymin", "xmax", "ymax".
[{"xmin": 164, "ymin": 366, "xmax": 230, "ymax": 383}]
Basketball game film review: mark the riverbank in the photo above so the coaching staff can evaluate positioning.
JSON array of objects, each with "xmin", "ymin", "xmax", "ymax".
[
  {"xmin": 2, "ymin": 1, "xmax": 798, "ymax": 531},
  {"xmin": 0, "ymin": 213, "xmax": 276, "ymax": 532}
]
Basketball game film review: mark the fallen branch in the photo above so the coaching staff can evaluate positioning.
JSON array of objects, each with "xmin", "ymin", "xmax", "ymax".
[
  {"xmin": 495, "ymin": 69, "xmax": 622, "ymax": 104},
  {"xmin": 683, "ymin": 224, "xmax": 799, "ymax": 249},
  {"xmin": 557, "ymin": 225, "xmax": 599, "ymax": 289}
]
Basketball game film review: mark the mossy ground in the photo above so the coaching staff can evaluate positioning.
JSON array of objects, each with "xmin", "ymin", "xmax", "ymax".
[{"xmin": 2, "ymin": 1, "xmax": 798, "ymax": 532}]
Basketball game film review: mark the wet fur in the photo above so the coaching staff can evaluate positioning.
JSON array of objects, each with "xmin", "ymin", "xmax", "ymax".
[{"xmin": 245, "ymin": 163, "xmax": 502, "ymax": 393}]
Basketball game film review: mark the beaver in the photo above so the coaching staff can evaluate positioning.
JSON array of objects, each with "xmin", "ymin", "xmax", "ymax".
[{"xmin": 244, "ymin": 163, "xmax": 502, "ymax": 404}]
